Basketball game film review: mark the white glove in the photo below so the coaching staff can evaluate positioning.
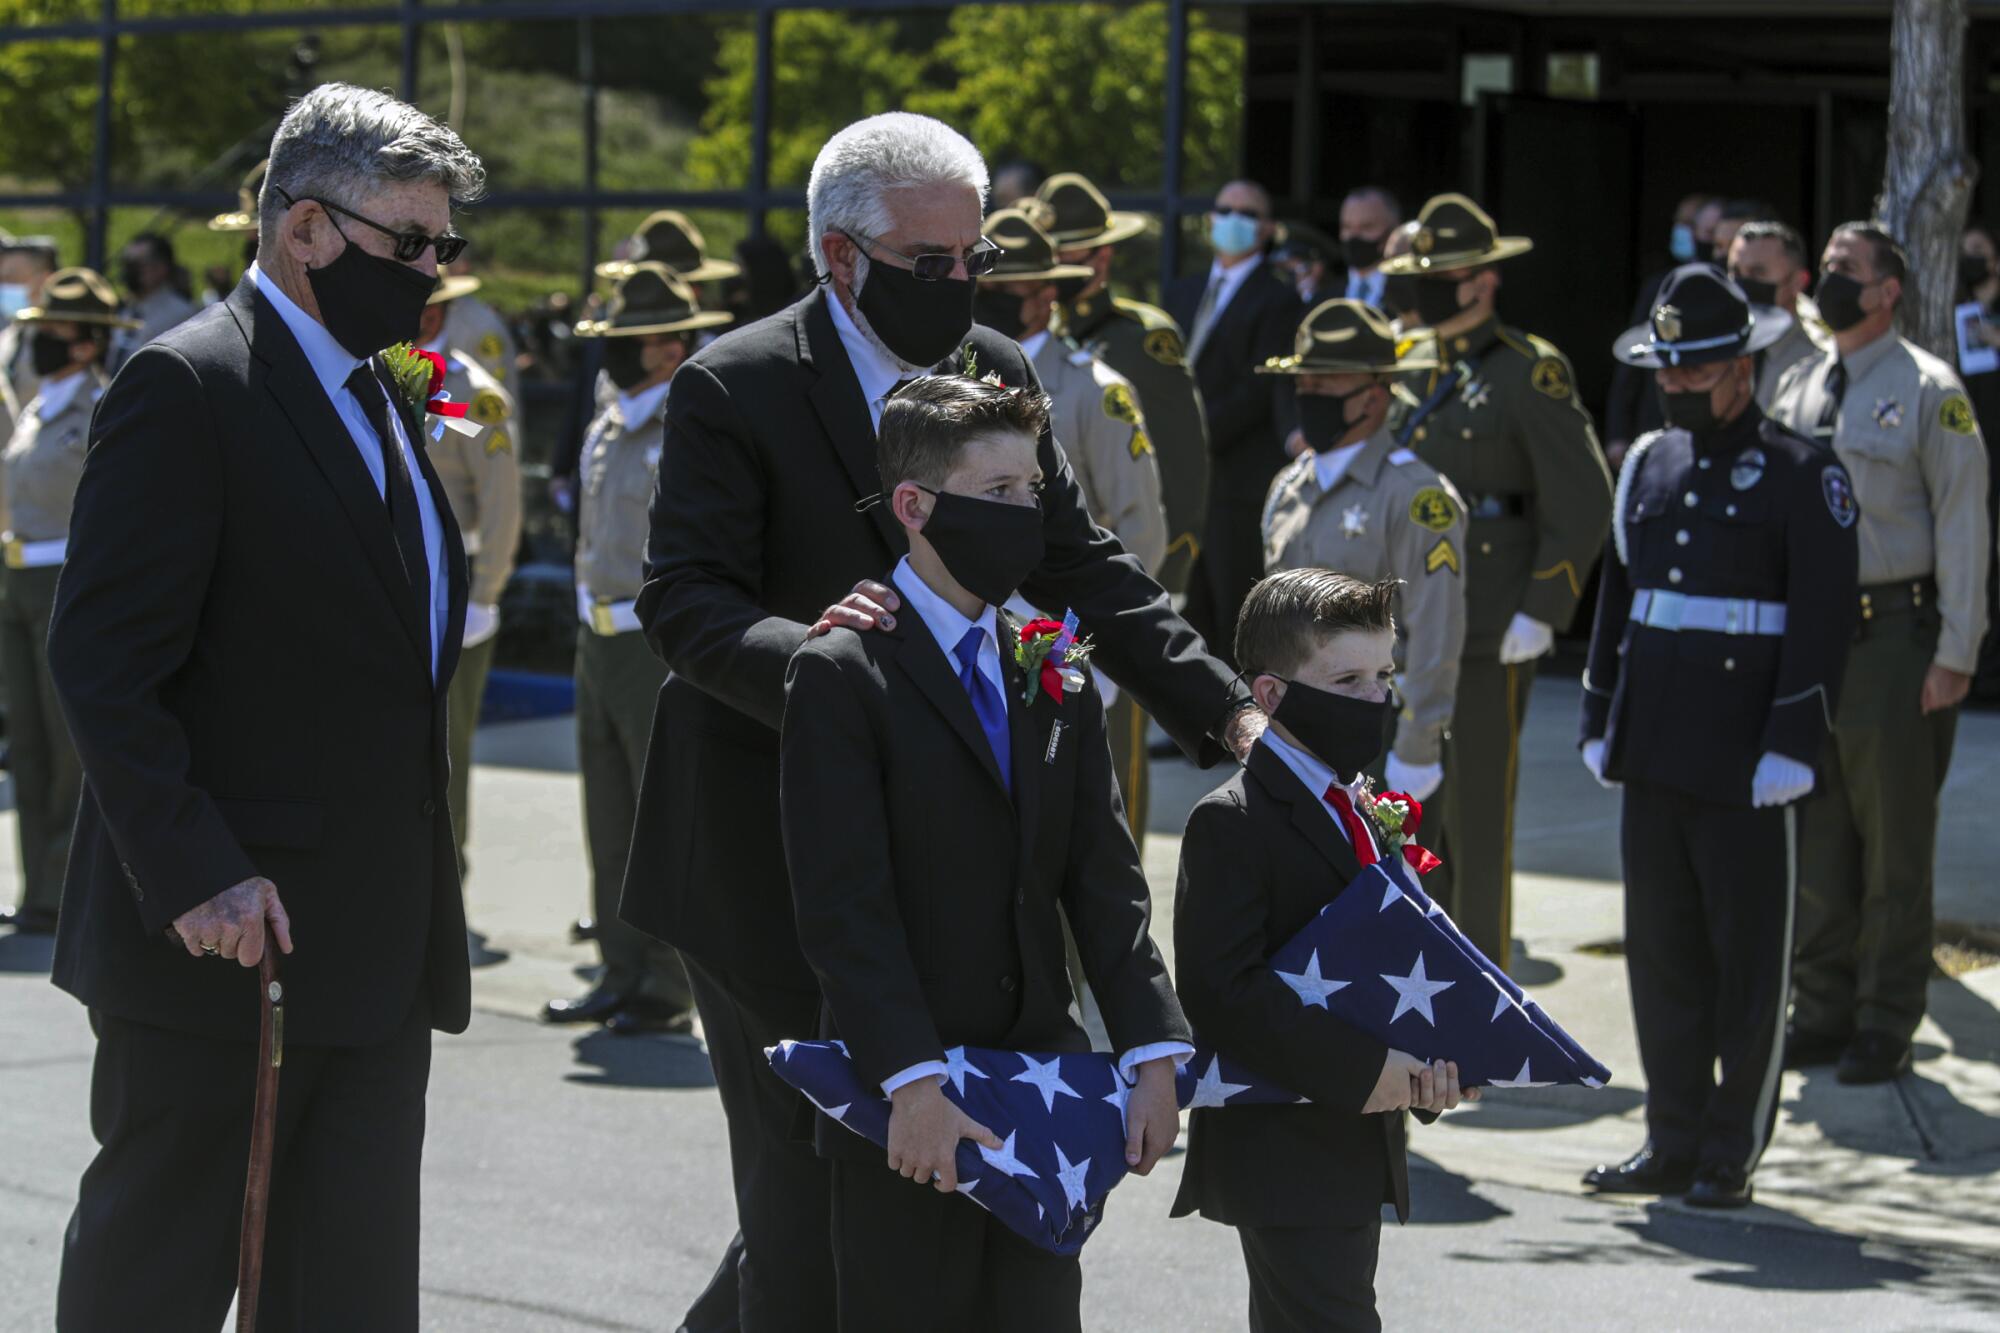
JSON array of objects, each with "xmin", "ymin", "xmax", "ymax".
[
  {"xmin": 1384, "ymin": 754, "xmax": 1444, "ymax": 802},
  {"xmin": 462, "ymin": 602, "xmax": 501, "ymax": 648},
  {"xmin": 1580, "ymin": 738, "xmax": 1619, "ymax": 790},
  {"xmin": 1751, "ymin": 752, "xmax": 1814, "ymax": 808},
  {"xmin": 1498, "ymin": 612, "xmax": 1555, "ymax": 665}
]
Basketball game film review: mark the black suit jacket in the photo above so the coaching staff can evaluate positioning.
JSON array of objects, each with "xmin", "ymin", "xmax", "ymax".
[
  {"xmin": 623, "ymin": 288, "xmax": 1236, "ymax": 988},
  {"xmin": 780, "ymin": 601, "xmax": 1187, "ymax": 1158},
  {"xmin": 1163, "ymin": 261, "xmax": 1301, "ymax": 505},
  {"xmin": 48, "ymin": 278, "xmax": 470, "ymax": 1047},
  {"xmin": 1170, "ymin": 745, "xmax": 1412, "ymax": 1228}
]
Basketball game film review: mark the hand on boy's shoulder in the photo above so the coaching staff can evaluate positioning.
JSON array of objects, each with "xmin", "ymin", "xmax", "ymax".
[{"xmin": 807, "ymin": 577, "xmax": 901, "ymax": 640}]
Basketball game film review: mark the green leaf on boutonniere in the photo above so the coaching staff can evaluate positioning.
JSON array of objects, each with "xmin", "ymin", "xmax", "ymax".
[{"xmin": 381, "ymin": 342, "xmax": 434, "ymax": 416}]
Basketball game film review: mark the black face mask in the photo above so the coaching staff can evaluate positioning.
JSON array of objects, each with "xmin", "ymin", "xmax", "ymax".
[
  {"xmin": 1296, "ymin": 385, "xmax": 1371, "ymax": 450},
  {"xmin": 1051, "ymin": 275, "xmax": 1090, "ymax": 305},
  {"xmin": 1659, "ymin": 385, "xmax": 1722, "ymax": 434},
  {"xmin": 119, "ymin": 262, "xmax": 147, "ymax": 294},
  {"xmin": 856, "ymin": 259, "xmax": 974, "ymax": 368},
  {"xmin": 1410, "ymin": 275, "xmax": 1470, "ymax": 328},
  {"xmin": 1815, "ymin": 271, "xmax": 1873, "ymax": 333},
  {"xmin": 30, "ymin": 331, "xmax": 80, "ymax": 378},
  {"xmin": 306, "ymin": 231, "xmax": 438, "ymax": 359},
  {"xmin": 1961, "ymin": 254, "xmax": 1992, "ymax": 293},
  {"xmin": 1733, "ymin": 276, "xmax": 1779, "ymax": 307},
  {"xmin": 1381, "ymin": 274, "xmax": 1421, "ymax": 321},
  {"xmin": 972, "ymin": 288, "xmax": 1028, "ymax": 342},
  {"xmin": 917, "ymin": 488, "xmax": 1045, "ymax": 606},
  {"xmin": 1341, "ymin": 234, "xmax": 1384, "ymax": 272},
  {"xmin": 602, "ymin": 338, "xmax": 652, "ymax": 392},
  {"xmin": 1270, "ymin": 677, "xmax": 1393, "ymax": 779}
]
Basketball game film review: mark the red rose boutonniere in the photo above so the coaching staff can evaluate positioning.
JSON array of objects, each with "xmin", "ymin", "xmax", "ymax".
[
  {"xmin": 1361, "ymin": 784, "xmax": 1444, "ymax": 876},
  {"xmin": 382, "ymin": 342, "xmax": 479, "ymax": 439},
  {"xmin": 1009, "ymin": 611, "xmax": 1094, "ymax": 706}
]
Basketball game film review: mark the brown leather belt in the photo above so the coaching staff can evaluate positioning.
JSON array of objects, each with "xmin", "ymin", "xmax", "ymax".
[{"xmin": 1858, "ymin": 577, "xmax": 1936, "ymax": 621}]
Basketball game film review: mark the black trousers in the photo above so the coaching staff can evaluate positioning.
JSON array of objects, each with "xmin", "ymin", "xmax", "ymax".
[
  {"xmin": 682, "ymin": 958, "xmax": 836, "ymax": 1333},
  {"xmin": 58, "ymin": 1005, "xmax": 432, "ymax": 1332},
  {"xmin": 1237, "ymin": 1220, "xmax": 1382, "ymax": 1333},
  {"xmin": 1621, "ymin": 782, "xmax": 1794, "ymax": 1172},
  {"xmin": 829, "ymin": 1158, "xmax": 1082, "ymax": 1332}
]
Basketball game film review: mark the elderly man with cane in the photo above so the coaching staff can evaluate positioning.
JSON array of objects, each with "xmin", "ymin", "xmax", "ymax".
[{"xmin": 48, "ymin": 83, "xmax": 481, "ymax": 1331}]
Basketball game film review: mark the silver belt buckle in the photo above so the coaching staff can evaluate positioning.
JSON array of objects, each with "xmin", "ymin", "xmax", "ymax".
[
  {"xmin": 1722, "ymin": 599, "xmax": 1745, "ymax": 635},
  {"xmin": 1647, "ymin": 590, "xmax": 1685, "ymax": 631}
]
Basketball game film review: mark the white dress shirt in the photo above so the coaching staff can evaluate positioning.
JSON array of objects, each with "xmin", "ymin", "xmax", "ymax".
[
  {"xmin": 880, "ymin": 554, "xmax": 1193, "ymax": 1095},
  {"xmin": 827, "ymin": 289, "xmax": 912, "ymax": 434},
  {"xmin": 1259, "ymin": 728, "xmax": 1381, "ymax": 860},
  {"xmin": 1344, "ymin": 267, "xmax": 1386, "ymax": 309},
  {"xmin": 249, "ymin": 263, "xmax": 448, "ymax": 680}
]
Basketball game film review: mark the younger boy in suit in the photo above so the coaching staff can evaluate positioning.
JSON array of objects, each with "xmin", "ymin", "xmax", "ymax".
[
  {"xmin": 779, "ymin": 374, "xmax": 1190, "ymax": 1331},
  {"xmin": 1172, "ymin": 569, "xmax": 1473, "ymax": 1332}
]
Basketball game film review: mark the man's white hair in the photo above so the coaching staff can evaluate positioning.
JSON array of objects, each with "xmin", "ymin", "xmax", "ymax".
[
  {"xmin": 806, "ymin": 112, "xmax": 989, "ymax": 279},
  {"xmin": 259, "ymin": 82, "xmax": 485, "ymax": 241}
]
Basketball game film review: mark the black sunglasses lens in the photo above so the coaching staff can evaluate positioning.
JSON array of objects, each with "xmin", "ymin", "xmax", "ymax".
[
  {"xmin": 911, "ymin": 254, "xmax": 954, "ymax": 282},
  {"xmin": 964, "ymin": 249, "xmax": 998, "ymax": 277},
  {"xmin": 435, "ymin": 235, "xmax": 468, "ymax": 265}
]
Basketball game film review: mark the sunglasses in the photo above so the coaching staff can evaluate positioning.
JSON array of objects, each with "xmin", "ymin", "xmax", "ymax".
[
  {"xmin": 1213, "ymin": 206, "xmax": 1266, "ymax": 220},
  {"xmin": 277, "ymin": 188, "xmax": 469, "ymax": 265},
  {"xmin": 845, "ymin": 230, "xmax": 1000, "ymax": 282}
]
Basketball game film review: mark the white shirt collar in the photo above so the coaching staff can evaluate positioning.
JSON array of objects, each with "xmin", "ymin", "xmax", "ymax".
[
  {"xmin": 34, "ymin": 371, "xmax": 89, "ymax": 422},
  {"xmin": 616, "ymin": 378, "xmax": 673, "ymax": 430},
  {"xmin": 826, "ymin": 287, "xmax": 910, "ymax": 428},
  {"xmin": 1259, "ymin": 728, "xmax": 1371, "ymax": 848},
  {"xmin": 419, "ymin": 335, "xmax": 448, "ymax": 358},
  {"xmin": 1019, "ymin": 330, "xmax": 1051, "ymax": 364},
  {"xmin": 1313, "ymin": 438, "xmax": 1368, "ymax": 492},
  {"xmin": 890, "ymin": 553, "xmax": 1005, "ymax": 702},
  {"xmin": 247, "ymin": 262, "xmax": 365, "ymax": 404}
]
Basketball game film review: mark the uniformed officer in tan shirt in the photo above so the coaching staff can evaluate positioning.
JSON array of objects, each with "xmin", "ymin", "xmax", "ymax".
[
  {"xmin": 1767, "ymin": 222, "xmax": 1989, "ymax": 1084},
  {"xmin": 1724, "ymin": 220, "xmax": 1830, "ymax": 407},
  {"xmin": 545, "ymin": 264, "xmax": 729, "ymax": 1034},
  {"xmin": 1260, "ymin": 299, "xmax": 1467, "ymax": 802},
  {"xmin": 597, "ymin": 209, "xmax": 740, "ymax": 354},
  {"xmin": 0, "ymin": 269, "xmax": 135, "ymax": 934},
  {"xmin": 417, "ymin": 268, "xmax": 523, "ymax": 880},
  {"xmin": 976, "ymin": 206, "xmax": 1169, "ymax": 842}
]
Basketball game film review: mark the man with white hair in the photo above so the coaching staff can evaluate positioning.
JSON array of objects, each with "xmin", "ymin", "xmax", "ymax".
[
  {"xmin": 626, "ymin": 111, "xmax": 1250, "ymax": 1329},
  {"xmin": 47, "ymin": 82, "xmax": 481, "ymax": 1330}
]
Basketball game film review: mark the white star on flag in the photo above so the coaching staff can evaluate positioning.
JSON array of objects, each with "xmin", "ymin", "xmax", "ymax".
[
  {"xmin": 1379, "ymin": 877, "xmax": 1404, "ymax": 911},
  {"xmin": 1055, "ymin": 1145, "xmax": 1092, "ymax": 1212},
  {"xmin": 1380, "ymin": 951, "xmax": 1455, "ymax": 1025},
  {"xmin": 1101, "ymin": 1067, "xmax": 1133, "ymax": 1121},
  {"xmin": 977, "ymin": 1131, "xmax": 1039, "ymax": 1180},
  {"xmin": 1487, "ymin": 1059, "xmax": 1554, "ymax": 1089},
  {"xmin": 1187, "ymin": 1055, "xmax": 1251, "ymax": 1108},
  {"xmin": 1488, "ymin": 977, "xmax": 1512, "ymax": 1022},
  {"xmin": 943, "ymin": 1046, "xmax": 990, "ymax": 1096},
  {"xmin": 1275, "ymin": 949, "xmax": 1351, "ymax": 1009},
  {"xmin": 802, "ymin": 1089, "xmax": 849, "ymax": 1122},
  {"xmin": 1012, "ymin": 1053, "xmax": 1081, "ymax": 1113}
]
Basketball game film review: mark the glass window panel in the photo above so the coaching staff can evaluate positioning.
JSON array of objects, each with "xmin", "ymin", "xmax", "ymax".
[
  {"xmin": 595, "ymin": 14, "xmax": 751, "ymax": 193},
  {"xmin": 417, "ymin": 19, "xmax": 583, "ymax": 190},
  {"xmin": 0, "ymin": 34, "xmax": 102, "ymax": 193}
]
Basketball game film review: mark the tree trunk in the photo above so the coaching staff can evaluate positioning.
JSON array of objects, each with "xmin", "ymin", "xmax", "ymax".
[{"xmin": 1878, "ymin": 0, "xmax": 1979, "ymax": 362}]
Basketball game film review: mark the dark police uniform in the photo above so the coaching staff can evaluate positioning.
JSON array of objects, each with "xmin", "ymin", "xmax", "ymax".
[
  {"xmin": 1379, "ymin": 194, "xmax": 1613, "ymax": 971},
  {"xmin": 1581, "ymin": 266, "xmax": 1858, "ymax": 1204}
]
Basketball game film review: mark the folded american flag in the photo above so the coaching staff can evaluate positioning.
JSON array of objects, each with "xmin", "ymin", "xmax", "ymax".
[{"xmin": 768, "ymin": 861, "xmax": 1607, "ymax": 1254}]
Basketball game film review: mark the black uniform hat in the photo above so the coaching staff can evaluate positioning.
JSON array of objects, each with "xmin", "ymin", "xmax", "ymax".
[
  {"xmin": 1032, "ymin": 173, "xmax": 1149, "ymax": 249},
  {"xmin": 208, "ymin": 159, "xmax": 268, "ymax": 233},
  {"xmin": 1377, "ymin": 193, "xmax": 1532, "ymax": 276},
  {"xmin": 1613, "ymin": 263, "xmax": 1793, "ymax": 368},
  {"xmin": 980, "ymin": 208, "xmax": 1094, "ymax": 283},
  {"xmin": 14, "ymin": 267, "xmax": 140, "ymax": 329},
  {"xmin": 597, "ymin": 211, "xmax": 742, "ymax": 283},
  {"xmin": 1256, "ymin": 298, "xmax": 1440, "ymax": 376},
  {"xmin": 574, "ymin": 263, "xmax": 733, "ymax": 338}
]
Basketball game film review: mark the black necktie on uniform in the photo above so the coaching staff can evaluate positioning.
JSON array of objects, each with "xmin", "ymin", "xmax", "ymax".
[
  {"xmin": 344, "ymin": 365, "xmax": 433, "ymax": 657},
  {"xmin": 1815, "ymin": 360, "xmax": 1847, "ymax": 443}
]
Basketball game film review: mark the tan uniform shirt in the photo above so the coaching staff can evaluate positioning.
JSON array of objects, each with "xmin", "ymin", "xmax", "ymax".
[
  {"xmin": 0, "ymin": 324, "xmax": 39, "ymax": 443},
  {"xmin": 1769, "ymin": 329, "xmax": 1991, "ymax": 672},
  {"xmin": 424, "ymin": 347, "xmax": 522, "ymax": 607},
  {"xmin": 1028, "ymin": 333, "xmax": 1168, "ymax": 575},
  {"xmin": 0, "ymin": 369, "xmax": 104, "ymax": 544},
  {"xmin": 576, "ymin": 389, "xmax": 665, "ymax": 605},
  {"xmin": 1262, "ymin": 427, "xmax": 1469, "ymax": 765},
  {"xmin": 1755, "ymin": 315, "xmax": 1829, "ymax": 409},
  {"xmin": 442, "ymin": 297, "xmax": 518, "ymax": 387}
]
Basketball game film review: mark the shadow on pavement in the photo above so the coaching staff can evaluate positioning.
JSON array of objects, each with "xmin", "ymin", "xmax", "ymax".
[
  {"xmin": 466, "ymin": 929, "xmax": 511, "ymax": 969},
  {"xmin": 1929, "ymin": 970, "xmax": 2000, "ymax": 1064},
  {"xmin": 1443, "ymin": 1082, "xmax": 1646, "ymax": 1131},
  {"xmin": 1401, "ymin": 1154, "xmax": 1513, "ymax": 1225},
  {"xmin": 1789, "ymin": 1066, "xmax": 2000, "ymax": 1169},
  {"xmin": 1621, "ymin": 1203, "xmax": 1933, "ymax": 1293},
  {"xmin": 566, "ymin": 1029, "xmax": 717, "ymax": 1090},
  {"xmin": 1508, "ymin": 942, "xmax": 1564, "ymax": 987},
  {"xmin": 0, "ymin": 929, "xmax": 54, "ymax": 973}
]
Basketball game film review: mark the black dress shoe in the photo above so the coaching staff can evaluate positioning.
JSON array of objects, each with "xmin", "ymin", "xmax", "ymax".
[
  {"xmin": 1581, "ymin": 1145, "xmax": 1696, "ymax": 1195},
  {"xmin": 542, "ymin": 985, "xmax": 630, "ymax": 1025},
  {"xmin": 0, "ymin": 906, "xmax": 57, "ymax": 934},
  {"xmin": 569, "ymin": 916, "xmax": 599, "ymax": 944},
  {"xmin": 1685, "ymin": 1162, "xmax": 1753, "ymax": 1209},
  {"xmin": 1783, "ymin": 1024, "xmax": 1850, "ymax": 1070},
  {"xmin": 605, "ymin": 998, "xmax": 696, "ymax": 1037},
  {"xmin": 1837, "ymin": 1030, "xmax": 1912, "ymax": 1085}
]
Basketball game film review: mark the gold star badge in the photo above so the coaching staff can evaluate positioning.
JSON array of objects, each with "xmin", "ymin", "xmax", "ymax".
[{"xmin": 1654, "ymin": 305, "xmax": 1683, "ymax": 342}]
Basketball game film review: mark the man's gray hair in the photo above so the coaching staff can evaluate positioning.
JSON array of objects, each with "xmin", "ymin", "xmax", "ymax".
[
  {"xmin": 806, "ymin": 112, "xmax": 988, "ymax": 279},
  {"xmin": 259, "ymin": 82, "xmax": 485, "ymax": 241}
]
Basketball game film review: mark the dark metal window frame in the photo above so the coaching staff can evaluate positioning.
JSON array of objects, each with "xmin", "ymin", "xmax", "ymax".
[{"xmin": 0, "ymin": 0, "xmax": 1216, "ymax": 292}]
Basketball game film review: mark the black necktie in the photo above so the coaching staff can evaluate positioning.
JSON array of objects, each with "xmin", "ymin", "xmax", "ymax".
[
  {"xmin": 344, "ymin": 366, "xmax": 432, "ymax": 659},
  {"xmin": 1815, "ymin": 361, "xmax": 1847, "ymax": 443}
]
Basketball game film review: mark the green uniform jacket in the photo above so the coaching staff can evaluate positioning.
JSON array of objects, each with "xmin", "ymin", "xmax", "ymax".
[
  {"xmin": 1398, "ymin": 317, "xmax": 1611, "ymax": 655},
  {"xmin": 1059, "ymin": 288, "xmax": 1209, "ymax": 591}
]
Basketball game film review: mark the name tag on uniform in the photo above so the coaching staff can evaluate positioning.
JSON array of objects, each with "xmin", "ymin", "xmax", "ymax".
[{"xmin": 1044, "ymin": 720, "xmax": 1066, "ymax": 765}]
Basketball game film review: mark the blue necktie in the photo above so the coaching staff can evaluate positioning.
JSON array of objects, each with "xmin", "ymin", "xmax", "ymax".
[{"xmin": 954, "ymin": 625, "xmax": 1011, "ymax": 793}]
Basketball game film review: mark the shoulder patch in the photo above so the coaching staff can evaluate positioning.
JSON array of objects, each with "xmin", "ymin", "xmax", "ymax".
[
  {"xmin": 478, "ymin": 332, "xmax": 505, "ymax": 364},
  {"xmin": 484, "ymin": 428, "xmax": 513, "ymax": 457},
  {"xmin": 1102, "ymin": 380, "xmax": 1141, "ymax": 425},
  {"xmin": 1531, "ymin": 356, "xmax": 1572, "ymax": 400},
  {"xmin": 1940, "ymin": 393, "xmax": 1977, "ymax": 435},
  {"xmin": 1425, "ymin": 537, "xmax": 1460, "ymax": 575},
  {"xmin": 1129, "ymin": 429, "xmax": 1154, "ymax": 459},
  {"xmin": 1409, "ymin": 486, "xmax": 1459, "ymax": 532},
  {"xmin": 1822, "ymin": 465, "xmax": 1857, "ymax": 528},
  {"xmin": 1387, "ymin": 448, "xmax": 1420, "ymax": 466},
  {"xmin": 470, "ymin": 388, "xmax": 509, "ymax": 426},
  {"xmin": 1142, "ymin": 327, "xmax": 1184, "ymax": 367}
]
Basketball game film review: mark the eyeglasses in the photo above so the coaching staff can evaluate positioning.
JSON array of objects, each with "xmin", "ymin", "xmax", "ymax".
[
  {"xmin": 276, "ymin": 188, "xmax": 469, "ymax": 265},
  {"xmin": 844, "ymin": 231, "xmax": 999, "ymax": 282}
]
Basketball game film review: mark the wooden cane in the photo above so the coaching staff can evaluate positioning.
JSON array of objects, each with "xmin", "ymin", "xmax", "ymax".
[{"xmin": 235, "ymin": 949, "xmax": 284, "ymax": 1333}]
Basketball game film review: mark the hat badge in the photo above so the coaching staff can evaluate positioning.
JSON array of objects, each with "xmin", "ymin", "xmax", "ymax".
[
  {"xmin": 1413, "ymin": 228, "xmax": 1435, "ymax": 256},
  {"xmin": 1654, "ymin": 305, "xmax": 1683, "ymax": 342}
]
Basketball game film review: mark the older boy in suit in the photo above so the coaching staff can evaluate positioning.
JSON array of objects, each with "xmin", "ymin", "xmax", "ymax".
[
  {"xmin": 780, "ymin": 375, "xmax": 1190, "ymax": 1331},
  {"xmin": 1173, "ymin": 570, "xmax": 1472, "ymax": 1333}
]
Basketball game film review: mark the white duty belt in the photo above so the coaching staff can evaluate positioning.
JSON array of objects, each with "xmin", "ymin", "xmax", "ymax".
[
  {"xmin": 2, "ymin": 535, "xmax": 66, "ymax": 569},
  {"xmin": 576, "ymin": 584, "xmax": 641, "ymax": 636},
  {"xmin": 1629, "ymin": 589, "xmax": 1786, "ymax": 636}
]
